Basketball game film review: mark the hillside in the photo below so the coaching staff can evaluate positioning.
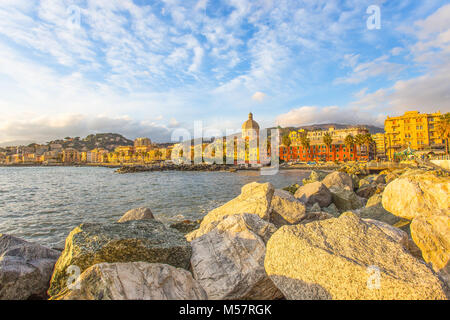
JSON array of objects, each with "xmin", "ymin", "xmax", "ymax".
[{"xmin": 47, "ymin": 133, "xmax": 134, "ymax": 151}]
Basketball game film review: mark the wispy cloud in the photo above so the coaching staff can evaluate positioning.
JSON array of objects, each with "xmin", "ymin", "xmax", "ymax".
[{"xmin": 0, "ymin": 1, "xmax": 449, "ymax": 143}]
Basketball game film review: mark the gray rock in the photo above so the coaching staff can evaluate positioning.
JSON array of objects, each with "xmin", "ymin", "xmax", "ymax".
[
  {"xmin": 0, "ymin": 234, "xmax": 60, "ymax": 300},
  {"xmin": 117, "ymin": 207, "xmax": 154, "ymax": 223},
  {"xmin": 294, "ymin": 182, "xmax": 332, "ymax": 208},
  {"xmin": 187, "ymin": 182, "xmax": 274, "ymax": 241},
  {"xmin": 302, "ymin": 170, "xmax": 328, "ymax": 185},
  {"xmin": 52, "ymin": 262, "xmax": 207, "ymax": 300},
  {"xmin": 356, "ymin": 183, "xmax": 378, "ymax": 199},
  {"xmin": 190, "ymin": 214, "xmax": 282, "ymax": 300},
  {"xmin": 322, "ymin": 171, "xmax": 354, "ymax": 191},
  {"xmin": 322, "ymin": 203, "xmax": 340, "ymax": 216},
  {"xmin": 270, "ymin": 189, "xmax": 307, "ymax": 226},
  {"xmin": 48, "ymin": 220, "xmax": 191, "ymax": 297},
  {"xmin": 357, "ymin": 194, "xmax": 402, "ymax": 225},
  {"xmin": 330, "ymin": 188, "xmax": 366, "ymax": 211}
]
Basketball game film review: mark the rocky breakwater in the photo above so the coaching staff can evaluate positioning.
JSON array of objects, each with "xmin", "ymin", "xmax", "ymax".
[
  {"xmin": 2, "ymin": 165, "xmax": 449, "ymax": 300},
  {"xmin": 115, "ymin": 163, "xmax": 235, "ymax": 173},
  {"xmin": 185, "ymin": 181, "xmax": 337, "ymax": 300}
]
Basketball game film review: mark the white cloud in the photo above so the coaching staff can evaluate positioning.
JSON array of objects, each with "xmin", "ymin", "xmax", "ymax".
[
  {"xmin": 251, "ymin": 91, "xmax": 266, "ymax": 102},
  {"xmin": 351, "ymin": 4, "xmax": 450, "ymax": 115},
  {"xmin": 335, "ymin": 55, "xmax": 406, "ymax": 84},
  {"xmin": 0, "ymin": 113, "xmax": 173, "ymax": 145},
  {"xmin": 390, "ymin": 47, "xmax": 404, "ymax": 56},
  {"xmin": 168, "ymin": 118, "xmax": 180, "ymax": 128}
]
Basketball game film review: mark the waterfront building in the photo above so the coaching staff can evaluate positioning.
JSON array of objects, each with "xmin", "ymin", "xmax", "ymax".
[
  {"xmin": 289, "ymin": 127, "xmax": 370, "ymax": 146},
  {"xmin": 372, "ymin": 133, "xmax": 387, "ymax": 160},
  {"xmin": 384, "ymin": 111, "xmax": 444, "ymax": 160},
  {"xmin": 62, "ymin": 148, "xmax": 80, "ymax": 163},
  {"xmin": 114, "ymin": 146, "xmax": 134, "ymax": 163},
  {"xmin": 134, "ymin": 137, "xmax": 152, "ymax": 147},
  {"xmin": 42, "ymin": 150, "xmax": 61, "ymax": 164},
  {"xmin": 281, "ymin": 126, "xmax": 374, "ymax": 162}
]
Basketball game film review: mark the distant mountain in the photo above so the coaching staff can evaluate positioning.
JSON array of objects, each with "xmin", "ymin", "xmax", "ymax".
[
  {"xmin": 47, "ymin": 133, "xmax": 134, "ymax": 151},
  {"xmin": 270, "ymin": 123, "xmax": 384, "ymax": 135}
]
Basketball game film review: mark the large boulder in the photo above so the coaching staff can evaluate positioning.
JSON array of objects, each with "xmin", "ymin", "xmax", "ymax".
[
  {"xmin": 48, "ymin": 220, "xmax": 191, "ymax": 297},
  {"xmin": 264, "ymin": 212, "xmax": 447, "ymax": 300},
  {"xmin": 51, "ymin": 262, "xmax": 207, "ymax": 300},
  {"xmin": 270, "ymin": 189, "xmax": 307, "ymax": 226},
  {"xmin": 322, "ymin": 171, "xmax": 354, "ymax": 191},
  {"xmin": 294, "ymin": 182, "xmax": 332, "ymax": 208},
  {"xmin": 187, "ymin": 182, "xmax": 274, "ymax": 240},
  {"xmin": 410, "ymin": 214, "xmax": 450, "ymax": 285},
  {"xmin": 117, "ymin": 207, "xmax": 154, "ymax": 223},
  {"xmin": 330, "ymin": 188, "xmax": 366, "ymax": 212},
  {"xmin": 190, "ymin": 213, "xmax": 282, "ymax": 300},
  {"xmin": 382, "ymin": 171, "xmax": 449, "ymax": 220},
  {"xmin": 0, "ymin": 234, "xmax": 60, "ymax": 300}
]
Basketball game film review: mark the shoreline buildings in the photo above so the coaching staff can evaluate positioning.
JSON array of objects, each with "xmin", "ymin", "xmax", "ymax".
[
  {"xmin": 384, "ymin": 111, "xmax": 445, "ymax": 160},
  {"xmin": 0, "ymin": 111, "xmax": 447, "ymax": 165},
  {"xmin": 280, "ymin": 127, "xmax": 375, "ymax": 162}
]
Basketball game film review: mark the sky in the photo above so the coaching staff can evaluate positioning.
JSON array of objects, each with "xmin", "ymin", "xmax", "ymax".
[{"xmin": 0, "ymin": 0, "xmax": 449, "ymax": 145}]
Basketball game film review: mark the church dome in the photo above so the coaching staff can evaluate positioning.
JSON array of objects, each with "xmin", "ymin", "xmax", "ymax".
[{"xmin": 242, "ymin": 113, "xmax": 260, "ymax": 130}]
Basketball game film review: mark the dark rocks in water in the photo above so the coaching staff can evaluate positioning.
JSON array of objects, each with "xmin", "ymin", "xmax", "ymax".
[
  {"xmin": 117, "ymin": 207, "xmax": 155, "ymax": 223},
  {"xmin": 115, "ymin": 164, "xmax": 238, "ymax": 173},
  {"xmin": 47, "ymin": 219, "xmax": 191, "ymax": 297}
]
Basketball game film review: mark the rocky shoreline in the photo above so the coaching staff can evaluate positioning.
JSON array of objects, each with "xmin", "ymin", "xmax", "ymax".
[{"xmin": 1, "ymin": 163, "xmax": 449, "ymax": 300}]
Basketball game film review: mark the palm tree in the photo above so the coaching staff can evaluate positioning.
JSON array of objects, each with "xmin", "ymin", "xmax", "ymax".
[
  {"xmin": 300, "ymin": 135, "xmax": 310, "ymax": 161},
  {"xmin": 436, "ymin": 112, "xmax": 450, "ymax": 155},
  {"xmin": 344, "ymin": 134, "xmax": 355, "ymax": 149},
  {"xmin": 282, "ymin": 134, "xmax": 291, "ymax": 147},
  {"xmin": 354, "ymin": 134, "xmax": 365, "ymax": 156},
  {"xmin": 358, "ymin": 133, "xmax": 374, "ymax": 159},
  {"xmin": 323, "ymin": 132, "xmax": 333, "ymax": 161}
]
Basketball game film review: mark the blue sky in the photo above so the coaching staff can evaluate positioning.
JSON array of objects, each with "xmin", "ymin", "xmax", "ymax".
[{"xmin": 0, "ymin": 0, "xmax": 449, "ymax": 144}]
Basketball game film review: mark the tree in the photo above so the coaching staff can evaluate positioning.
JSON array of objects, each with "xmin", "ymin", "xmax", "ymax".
[
  {"xmin": 322, "ymin": 132, "xmax": 333, "ymax": 161},
  {"xmin": 300, "ymin": 135, "xmax": 310, "ymax": 160},
  {"xmin": 354, "ymin": 134, "xmax": 365, "ymax": 155},
  {"xmin": 363, "ymin": 133, "xmax": 375, "ymax": 158},
  {"xmin": 436, "ymin": 112, "xmax": 450, "ymax": 155},
  {"xmin": 282, "ymin": 134, "xmax": 291, "ymax": 147},
  {"xmin": 344, "ymin": 135, "xmax": 355, "ymax": 149}
]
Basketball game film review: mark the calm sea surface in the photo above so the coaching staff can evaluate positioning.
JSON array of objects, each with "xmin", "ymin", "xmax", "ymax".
[{"xmin": 0, "ymin": 167, "xmax": 311, "ymax": 248}]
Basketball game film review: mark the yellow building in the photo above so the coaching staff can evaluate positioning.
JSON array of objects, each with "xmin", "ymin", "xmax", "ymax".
[
  {"xmin": 134, "ymin": 137, "xmax": 152, "ymax": 147},
  {"xmin": 372, "ymin": 133, "xmax": 387, "ymax": 160},
  {"xmin": 62, "ymin": 148, "xmax": 80, "ymax": 163},
  {"xmin": 385, "ymin": 111, "xmax": 444, "ymax": 160}
]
